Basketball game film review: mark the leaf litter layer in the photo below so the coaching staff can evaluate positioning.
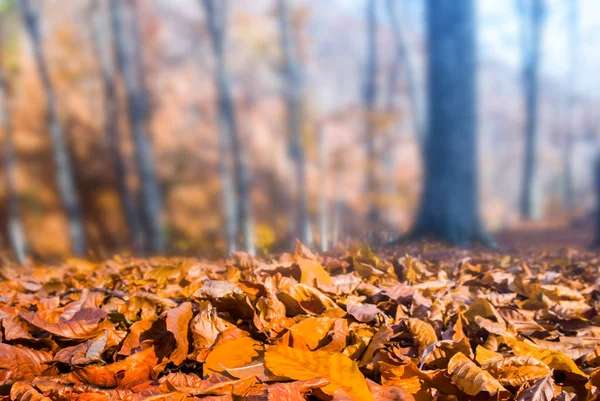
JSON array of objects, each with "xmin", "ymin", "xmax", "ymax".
[{"xmin": 1, "ymin": 242, "xmax": 600, "ymax": 400}]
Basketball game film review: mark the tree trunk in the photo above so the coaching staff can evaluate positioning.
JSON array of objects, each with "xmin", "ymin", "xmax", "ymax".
[
  {"xmin": 90, "ymin": 0, "xmax": 143, "ymax": 253},
  {"xmin": 519, "ymin": 0, "xmax": 545, "ymax": 220},
  {"xmin": 595, "ymin": 153, "xmax": 600, "ymax": 246},
  {"xmin": 19, "ymin": 0, "xmax": 86, "ymax": 256},
  {"xmin": 109, "ymin": 0, "xmax": 165, "ymax": 253},
  {"xmin": 364, "ymin": 0, "xmax": 379, "ymax": 225},
  {"xmin": 564, "ymin": 0, "xmax": 578, "ymax": 210},
  {"xmin": 409, "ymin": 0, "xmax": 493, "ymax": 247},
  {"xmin": 202, "ymin": 0, "xmax": 255, "ymax": 255},
  {"xmin": 278, "ymin": 0, "xmax": 311, "ymax": 245},
  {"xmin": 0, "ymin": 67, "xmax": 27, "ymax": 264},
  {"xmin": 317, "ymin": 122, "xmax": 328, "ymax": 252},
  {"xmin": 386, "ymin": 0, "xmax": 426, "ymax": 144}
]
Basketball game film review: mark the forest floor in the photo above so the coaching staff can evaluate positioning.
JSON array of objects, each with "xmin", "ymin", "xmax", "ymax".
[{"xmin": 0, "ymin": 221, "xmax": 599, "ymax": 401}]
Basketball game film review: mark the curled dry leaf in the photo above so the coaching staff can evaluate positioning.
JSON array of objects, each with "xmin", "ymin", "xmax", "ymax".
[
  {"xmin": 447, "ymin": 352, "xmax": 507, "ymax": 396},
  {"xmin": 515, "ymin": 372, "xmax": 555, "ymax": 401},
  {"xmin": 0, "ymin": 344, "xmax": 53, "ymax": 384},
  {"xmin": 483, "ymin": 356, "xmax": 551, "ymax": 387},
  {"xmin": 165, "ymin": 302, "xmax": 193, "ymax": 365}
]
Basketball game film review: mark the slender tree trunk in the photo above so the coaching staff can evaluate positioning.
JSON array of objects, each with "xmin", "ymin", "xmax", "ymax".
[
  {"xmin": 0, "ymin": 68, "xmax": 27, "ymax": 264},
  {"xmin": 408, "ymin": 0, "xmax": 493, "ymax": 247},
  {"xmin": 364, "ymin": 0, "xmax": 379, "ymax": 225},
  {"xmin": 109, "ymin": 0, "xmax": 165, "ymax": 253},
  {"xmin": 90, "ymin": 0, "xmax": 143, "ymax": 253},
  {"xmin": 386, "ymin": 0, "xmax": 426, "ymax": 144},
  {"xmin": 278, "ymin": 0, "xmax": 311, "ymax": 245},
  {"xmin": 564, "ymin": 0, "xmax": 578, "ymax": 210},
  {"xmin": 19, "ymin": 0, "xmax": 86, "ymax": 256},
  {"xmin": 519, "ymin": 0, "xmax": 545, "ymax": 220},
  {"xmin": 202, "ymin": 0, "xmax": 255, "ymax": 255},
  {"xmin": 317, "ymin": 122, "xmax": 328, "ymax": 252}
]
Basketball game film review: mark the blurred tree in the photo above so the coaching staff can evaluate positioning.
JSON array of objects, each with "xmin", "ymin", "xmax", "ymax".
[
  {"xmin": 89, "ymin": 0, "xmax": 143, "ymax": 253},
  {"xmin": 201, "ymin": 0, "xmax": 255, "ymax": 255},
  {"xmin": 564, "ymin": 0, "xmax": 579, "ymax": 210},
  {"xmin": 405, "ymin": 0, "xmax": 494, "ymax": 246},
  {"xmin": 364, "ymin": 0, "xmax": 379, "ymax": 225},
  {"xmin": 18, "ymin": 0, "xmax": 87, "ymax": 256},
  {"xmin": 386, "ymin": 0, "xmax": 426, "ymax": 144},
  {"xmin": 517, "ymin": 0, "xmax": 546, "ymax": 220},
  {"xmin": 110, "ymin": 0, "xmax": 165, "ymax": 253},
  {"xmin": 0, "ymin": 4, "xmax": 26, "ymax": 264},
  {"xmin": 278, "ymin": 0, "xmax": 311, "ymax": 245},
  {"xmin": 316, "ymin": 121, "xmax": 328, "ymax": 251}
]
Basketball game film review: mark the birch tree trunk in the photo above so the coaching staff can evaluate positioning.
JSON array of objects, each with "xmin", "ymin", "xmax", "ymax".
[
  {"xmin": 317, "ymin": 122, "xmax": 328, "ymax": 252},
  {"xmin": 518, "ymin": 0, "xmax": 545, "ymax": 220},
  {"xmin": 109, "ymin": 0, "xmax": 165, "ymax": 253},
  {"xmin": 202, "ymin": 0, "xmax": 255, "ymax": 255},
  {"xmin": 0, "ymin": 66, "xmax": 26, "ymax": 264},
  {"xmin": 278, "ymin": 0, "xmax": 311, "ymax": 245},
  {"xmin": 19, "ymin": 0, "xmax": 86, "ymax": 256},
  {"xmin": 564, "ymin": 0, "xmax": 578, "ymax": 210},
  {"xmin": 364, "ymin": 0, "xmax": 379, "ymax": 225},
  {"xmin": 408, "ymin": 0, "xmax": 494, "ymax": 247},
  {"xmin": 386, "ymin": 0, "xmax": 426, "ymax": 144},
  {"xmin": 90, "ymin": 0, "xmax": 143, "ymax": 253}
]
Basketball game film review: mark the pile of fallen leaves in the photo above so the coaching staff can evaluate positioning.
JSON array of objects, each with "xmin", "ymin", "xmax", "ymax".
[{"xmin": 1, "ymin": 242, "xmax": 600, "ymax": 400}]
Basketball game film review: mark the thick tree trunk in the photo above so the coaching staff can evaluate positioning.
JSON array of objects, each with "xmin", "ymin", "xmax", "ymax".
[
  {"xmin": 519, "ymin": 0, "xmax": 545, "ymax": 220},
  {"xmin": 0, "ymin": 68, "xmax": 27, "ymax": 264},
  {"xmin": 409, "ymin": 0, "xmax": 493, "ymax": 247},
  {"xmin": 90, "ymin": 0, "xmax": 143, "ymax": 253},
  {"xmin": 278, "ymin": 0, "xmax": 311, "ymax": 245},
  {"xmin": 386, "ymin": 0, "xmax": 426, "ymax": 144},
  {"xmin": 202, "ymin": 0, "xmax": 255, "ymax": 255},
  {"xmin": 19, "ymin": 0, "xmax": 86, "ymax": 256},
  {"xmin": 364, "ymin": 0, "xmax": 379, "ymax": 225},
  {"xmin": 110, "ymin": 0, "xmax": 165, "ymax": 253}
]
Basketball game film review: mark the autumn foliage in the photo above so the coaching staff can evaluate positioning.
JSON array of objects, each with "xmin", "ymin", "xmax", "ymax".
[{"xmin": 1, "ymin": 242, "xmax": 600, "ymax": 400}]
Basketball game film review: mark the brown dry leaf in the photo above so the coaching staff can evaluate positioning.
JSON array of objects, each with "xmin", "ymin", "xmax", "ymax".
[
  {"xmin": 505, "ymin": 337, "xmax": 587, "ymax": 378},
  {"xmin": 166, "ymin": 302, "xmax": 193, "ymax": 365},
  {"xmin": 483, "ymin": 356, "xmax": 551, "ymax": 387},
  {"xmin": 515, "ymin": 372, "xmax": 555, "ymax": 401},
  {"xmin": 447, "ymin": 352, "xmax": 507, "ymax": 396},
  {"xmin": 245, "ymin": 377, "xmax": 330, "ymax": 401},
  {"xmin": 347, "ymin": 303, "xmax": 384, "ymax": 323},
  {"xmin": 408, "ymin": 318, "xmax": 438, "ymax": 354},
  {"xmin": 0, "ymin": 344, "xmax": 52, "ymax": 384},
  {"xmin": 264, "ymin": 345, "xmax": 373, "ymax": 401},
  {"xmin": 277, "ymin": 282, "xmax": 341, "ymax": 316},
  {"xmin": 22, "ymin": 308, "xmax": 112, "ymax": 340},
  {"xmin": 72, "ymin": 346, "xmax": 159, "ymax": 388}
]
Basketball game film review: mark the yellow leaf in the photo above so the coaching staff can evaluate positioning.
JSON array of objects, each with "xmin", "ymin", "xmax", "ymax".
[
  {"xmin": 203, "ymin": 337, "xmax": 262, "ymax": 377},
  {"xmin": 408, "ymin": 318, "xmax": 437, "ymax": 354},
  {"xmin": 505, "ymin": 337, "xmax": 587, "ymax": 378},
  {"xmin": 264, "ymin": 345, "xmax": 373, "ymax": 401},
  {"xmin": 447, "ymin": 352, "xmax": 507, "ymax": 396},
  {"xmin": 286, "ymin": 317, "xmax": 333, "ymax": 350},
  {"xmin": 296, "ymin": 258, "xmax": 332, "ymax": 286},
  {"xmin": 475, "ymin": 345, "xmax": 503, "ymax": 366},
  {"xmin": 483, "ymin": 356, "xmax": 551, "ymax": 387}
]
